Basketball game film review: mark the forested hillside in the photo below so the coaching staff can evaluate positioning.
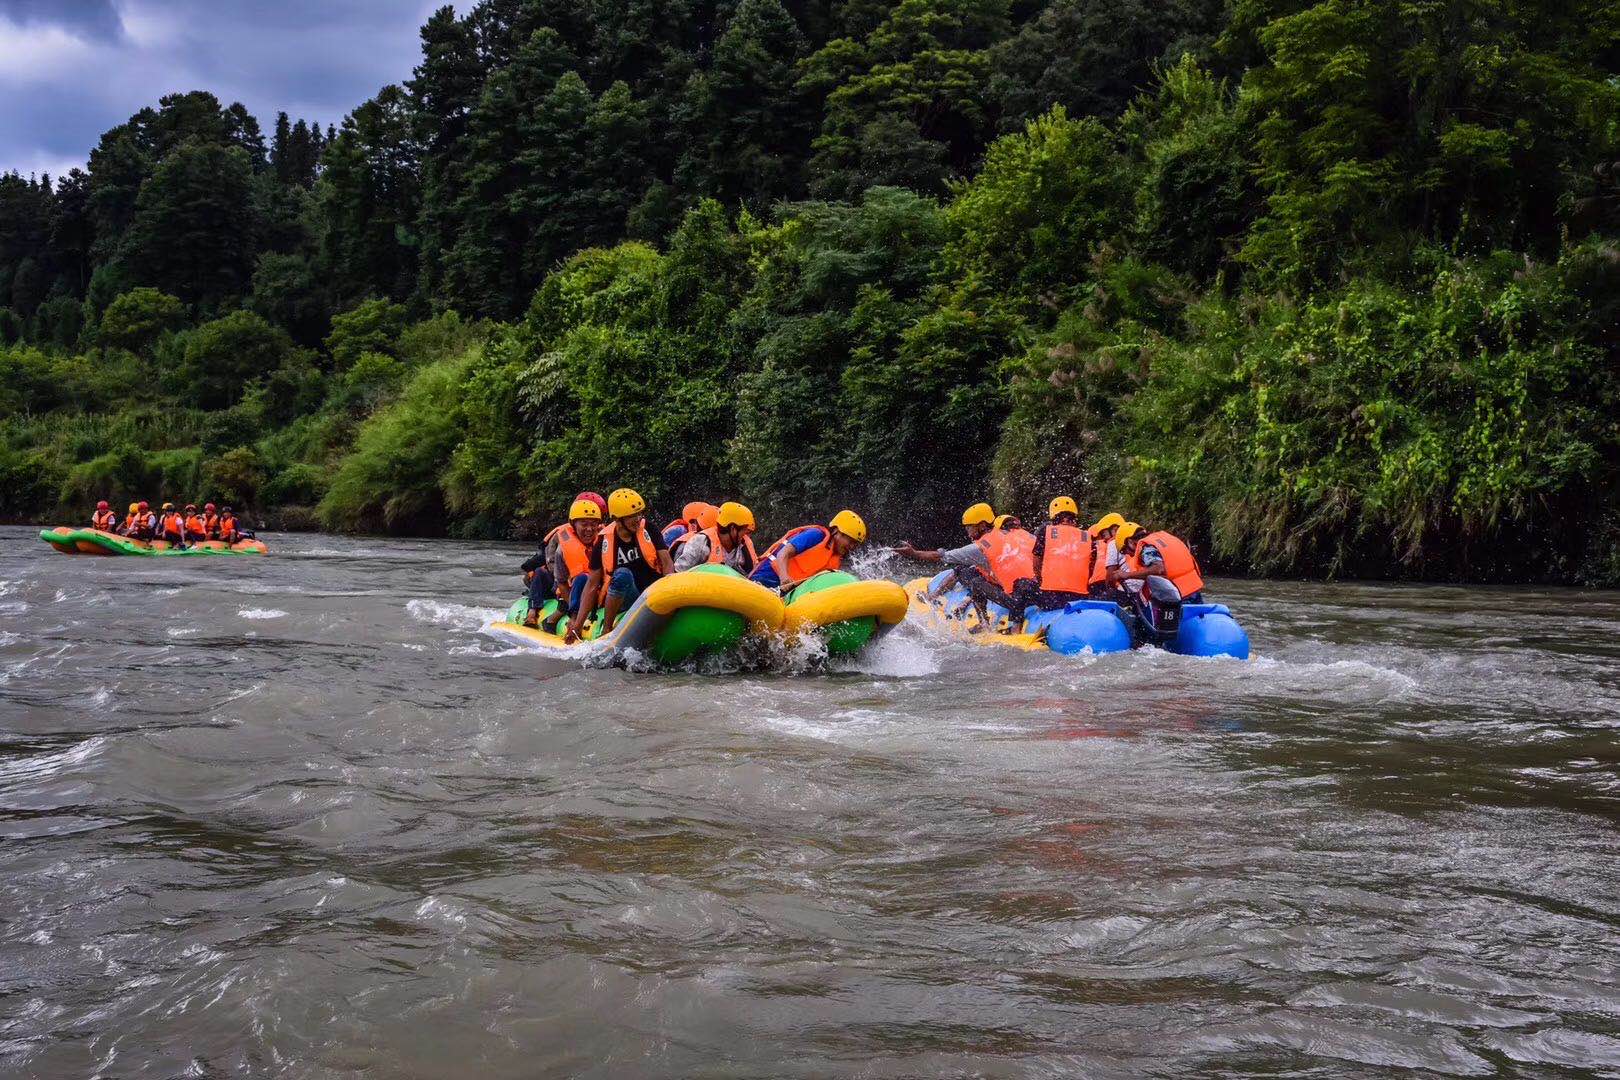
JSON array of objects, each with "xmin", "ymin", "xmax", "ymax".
[{"xmin": 3, "ymin": 0, "xmax": 1618, "ymax": 582}]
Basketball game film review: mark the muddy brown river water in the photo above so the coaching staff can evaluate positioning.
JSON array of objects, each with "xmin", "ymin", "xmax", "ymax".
[{"xmin": 2, "ymin": 525, "xmax": 1618, "ymax": 1076}]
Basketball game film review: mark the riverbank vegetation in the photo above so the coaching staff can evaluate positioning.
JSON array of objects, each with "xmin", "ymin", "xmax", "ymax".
[{"xmin": 2, "ymin": 0, "xmax": 1617, "ymax": 582}]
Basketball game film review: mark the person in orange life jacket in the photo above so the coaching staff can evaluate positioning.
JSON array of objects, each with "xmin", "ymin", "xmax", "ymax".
[
  {"xmin": 1085, "ymin": 511, "xmax": 1131, "ymax": 602},
  {"xmin": 217, "ymin": 507, "xmax": 243, "ymax": 543},
  {"xmin": 521, "ymin": 497, "xmax": 603, "ymax": 631},
  {"xmin": 662, "ymin": 502, "xmax": 719, "ymax": 547},
  {"xmin": 182, "ymin": 504, "xmax": 208, "ymax": 542},
  {"xmin": 894, "ymin": 503, "xmax": 1016, "ymax": 627},
  {"xmin": 1112, "ymin": 522, "xmax": 1206, "ymax": 602},
  {"xmin": 750, "ymin": 510, "xmax": 868, "ymax": 591},
  {"xmin": 672, "ymin": 502, "xmax": 759, "ymax": 574},
  {"xmin": 127, "ymin": 501, "xmax": 157, "ymax": 540},
  {"xmin": 1004, "ymin": 495, "xmax": 1103, "ymax": 612},
  {"xmin": 202, "ymin": 502, "xmax": 220, "ymax": 538},
  {"xmin": 118, "ymin": 502, "xmax": 141, "ymax": 536},
  {"xmin": 567, "ymin": 488, "xmax": 674, "ymax": 642},
  {"xmin": 91, "ymin": 500, "xmax": 117, "ymax": 531},
  {"xmin": 157, "ymin": 503, "xmax": 189, "ymax": 548}
]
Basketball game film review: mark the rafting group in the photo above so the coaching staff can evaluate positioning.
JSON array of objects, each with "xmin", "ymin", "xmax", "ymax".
[
  {"xmin": 900, "ymin": 499, "xmax": 1247, "ymax": 658},
  {"xmin": 496, "ymin": 487, "xmax": 1247, "ymax": 662},
  {"xmin": 514, "ymin": 489, "xmax": 865, "ymax": 639},
  {"xmin": 39, "ymin": 499, "xmax": 267, "ymax": 557}
]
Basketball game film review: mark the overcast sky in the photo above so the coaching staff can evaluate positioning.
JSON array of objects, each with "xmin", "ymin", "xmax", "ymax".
[{"xmin": 0, "ymin": 0, "xmax": 464, "ymax": 178}]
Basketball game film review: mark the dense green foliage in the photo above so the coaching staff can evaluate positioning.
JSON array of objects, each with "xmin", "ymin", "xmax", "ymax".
[{"xmin": 2, "ymin": 0, "xmax": 1617, "ymax": 582}]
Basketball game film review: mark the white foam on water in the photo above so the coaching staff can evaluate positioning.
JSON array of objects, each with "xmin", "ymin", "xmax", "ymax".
[
  {"xmin": 238, "ymin": 608, "xmax": 288, "ymax": 620},
  {"xmin": 1241, "ymin": 655, "xmax": 1419, "ymax": 700},
  {"xmin": 0, "ymin": 630, "xmax": 19, "ymax": 646},
  {"xmin": 839, "ymin": 628, "xmax": 941, "ymax": 678},
  {"xmin": 165, "ymin": 627, "xmax": 201, "ymax": 638},
  {"xmin": 451, "ymin": 640, "xmax": 531, "ymax": 657},
  {"xmin": 0, "ymin": 736, "xmax": 105, "ymax": 785},
  {"xmin": 405, "ymin": 597, "xmax": 505, "ymax": 628},
  {"xmin": 0, "ymin": 600, "xmax": 28, "ymax": 616},
  {"xmin": 413, "ymin": 895, "xmax": 469, "ymax": 929}
]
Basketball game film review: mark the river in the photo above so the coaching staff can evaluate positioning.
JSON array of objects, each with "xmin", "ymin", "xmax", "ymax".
[{"xmin": 2, "ymin": 525, "xmax": 1618, "ymax": 1076}]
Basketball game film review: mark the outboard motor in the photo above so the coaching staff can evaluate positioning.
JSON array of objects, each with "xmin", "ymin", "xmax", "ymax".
[{"xmin": 1127, "ymin": 575, "xmax": 1183, "ymax": 646}]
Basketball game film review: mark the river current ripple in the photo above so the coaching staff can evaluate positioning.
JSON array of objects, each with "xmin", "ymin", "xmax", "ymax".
[{"xmin": 2, "ymin": 526, "xmax": 1618, "ymax": 1076}]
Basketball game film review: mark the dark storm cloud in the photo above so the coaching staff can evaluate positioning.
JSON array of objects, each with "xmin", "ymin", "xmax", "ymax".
[
  {"xmin": 0, "ymin": 0, "xmax": 124, "ymax": 40},
  {"xmin": 0, "ymin": 0, "xmax": 458, "ymax": 176}
]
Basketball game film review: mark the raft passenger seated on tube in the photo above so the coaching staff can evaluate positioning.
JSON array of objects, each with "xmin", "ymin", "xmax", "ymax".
[
  {"xmin": 671, "ymin": 501, "xmax": 760, "ymax": 575},
  {"xmin": 1111, "ymin": 522, "xmax": 1206, "ymax": 603},
  {"xmin": 749, "ymin": 510, "xmax": 867, "ymax": 592},
  {"xmin": 661, "ymin": 502, "xmax": 718, "ymax": 547},
  {"xmin": 894, "ymin": 503, "xmax": 1018, "ymax": 629},
  {"xmin": 521, "ymin": 494, "xmax": 604, "ymax": 631},
  {"xmin": 567, "ymin": 488, "xmax": 673, "ymax": 643},
  {"xmin": 1002, "ymin": 496, "xmax": 1103, "ymax": 613}
]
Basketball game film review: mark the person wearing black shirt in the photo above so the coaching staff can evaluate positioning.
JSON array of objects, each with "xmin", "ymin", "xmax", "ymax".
[{"xmin": 566, "ymin": 488, "xmax": 673, "ymax": 642}]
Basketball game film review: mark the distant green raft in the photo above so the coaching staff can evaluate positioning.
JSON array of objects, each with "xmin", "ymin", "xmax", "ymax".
[{"xmin": 39, "ymin": 527, "xmax": 268, "ymax": 556}]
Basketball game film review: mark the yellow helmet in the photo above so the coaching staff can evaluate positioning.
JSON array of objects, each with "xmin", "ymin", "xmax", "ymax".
[
  {"xmin": 992, "ymin": 514, "xmax": 1013, "ymax": 530},
  {"xmin": 961, "ymin": 502, "xmax": 995, "ymax": 527},
  {"xmin": 607, "ymin": 488, "xmax": 646, "ymax": 518},
  {"xmin": 1048, "ymin": 495, "xmax": 1078, "ymax": 518},
  {"xmin": 717, "ymin": 501, "xmax": 755, "ymax": 529},
  {"xmin": 1116, "ymin": 521, "xmax": 1142, "ymax": 546},
  {"xmin": 1090, "ymin": 512, "xmax": 1125, "ymax": 534},
  {"xmin": 127, "ymin": 502, "xmax": 139, "ymax": 514},
  {"xmin": 568, "ymin": 498, "xmax": 602, "ymax": 521},
  {"xmin": 829, "ymin": 509, "xmax": 867, "ymax": 543}
]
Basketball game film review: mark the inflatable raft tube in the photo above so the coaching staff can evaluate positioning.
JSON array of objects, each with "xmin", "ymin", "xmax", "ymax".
[
  {"xmin": 486, "ymin": 563, "xmax": 785, "ymax": 665},
  {"xmin": 781, "ymin": 570, "xmax": 909, "ymax": 656},
  {"xmin": 905, "ymin": 576, "xmax": 1049, "ymax": 650},
  {"xmin": 37, "ymin": 528, "xmax": 268, "ymax": 556},
  {"xmin": 907, "ymin": 574, "xmax": 1249, "ymax": 659}
]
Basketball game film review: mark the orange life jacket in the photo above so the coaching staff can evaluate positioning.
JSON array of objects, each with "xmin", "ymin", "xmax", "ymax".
[
  {"xmin": 184, "ymin": 514, "xmax": 207, "ymax": 539},
  {"xmin": 1125, "ymin": 531, "xmax": 1205, "ymax": 598},
  {"xmin": 688, "ymin": 525, "xmax": 759, "ymax": 569},
  {"xmin": 204, "ymin": 512, "xmax": 220, "ymax": 538},
  {"xmin": 160, "ymin": 512, "xmax": 185, "ymax": 539},
  {"xmin": 661, "ymin": 517, "xmax": 693, "ymax": 541},
  {"xmin": 219, "ymin": 515, "xmax": 238, "ymax": 542},
  {"xmin": 546, "ymin": 523, "xmax": 593, "ymax": 579},
  {"xmin": 92, "ymin": 509, "xmax": 117, "ymax": 530},
  {"xmin": 120, "ymin": 513, "xmax": 138, "ymax": 534},
  {"xmin": 1038, "ymin": 525, "xmax": 1093, "ymax": 593},
  {"xmin": 601, "ymin": 523, "xmax": 663, "ymax": 577},
  {"xmin": 977, "ymin": 527, "xmax": 1037, "ymax": 593},
  {"xmin": 139, "ymin": 512, "xmax": 157, "ymax": 534},
  {"xmin": 763, "ymin": 525, "xmax": 841, "ymax": 585}
]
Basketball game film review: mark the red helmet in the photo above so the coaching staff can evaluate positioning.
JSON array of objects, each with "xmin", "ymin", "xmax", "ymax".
[
  {"xmin": 204, "ymin": 502, "xmax": 216, "ymax": 511},
  {"xmin": 576, "ymin": 491, "xmax": 608, "ymax": 515},
  {"xmin": 138, "ymin": 501, "xmax": 149, "ymax": 510},
  {"xmin": 96, "ymin": 500, "xmax": 109, "ymax": 510}
]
